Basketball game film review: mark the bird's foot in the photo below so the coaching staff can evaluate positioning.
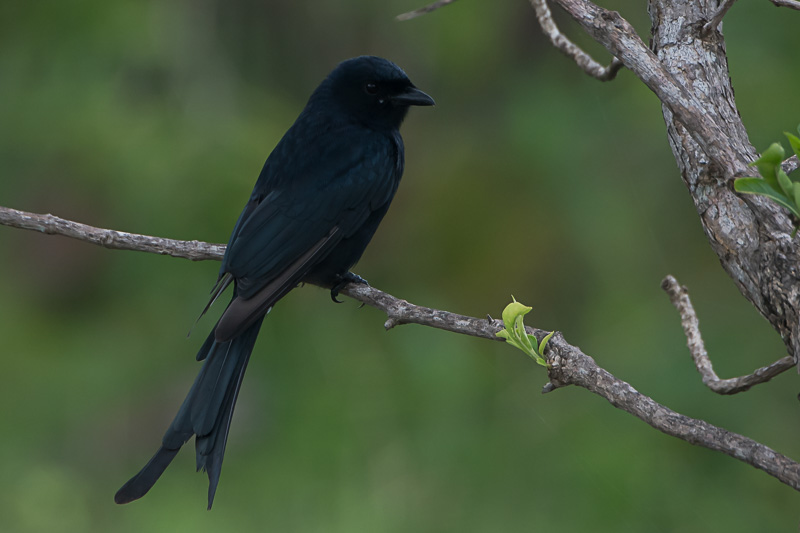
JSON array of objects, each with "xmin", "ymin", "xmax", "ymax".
[{"xmin": 330, "ymin": 272, "xmax": 369, "ymax": 303}]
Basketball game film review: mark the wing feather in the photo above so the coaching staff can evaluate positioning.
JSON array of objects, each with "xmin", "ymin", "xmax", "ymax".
[{"xmin": 210, "ymin": 124, "xmax": 400, "ymax": 339}]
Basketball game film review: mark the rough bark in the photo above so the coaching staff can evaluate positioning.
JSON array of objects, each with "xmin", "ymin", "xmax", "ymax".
[
  {"xmin": 648, "ymin": 0, "xmax": 800, "ymax": 363},
  {"xmin": 519, "ymin": 0, "xmax": 800, "ymax": 363},
  {"xmin": 0, "ymin": 206, "xmax": 224, "ymax": 261}
]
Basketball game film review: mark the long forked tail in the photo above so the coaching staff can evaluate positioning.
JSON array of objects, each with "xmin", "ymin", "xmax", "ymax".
[{"xmin": 115, "ymin": 317, "xmax": 265, "ymax": 509}]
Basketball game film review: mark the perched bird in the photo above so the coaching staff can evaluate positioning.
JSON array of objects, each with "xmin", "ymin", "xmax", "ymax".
[{"xmin": 114, "ymin": 56, "xmax": 434, "ymax": 509}]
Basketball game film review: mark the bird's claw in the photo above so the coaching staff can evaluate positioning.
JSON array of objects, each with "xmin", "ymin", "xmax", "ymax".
[{"xmin": 330, "ymin": 272, "xmax": 369, "ymax": 303}]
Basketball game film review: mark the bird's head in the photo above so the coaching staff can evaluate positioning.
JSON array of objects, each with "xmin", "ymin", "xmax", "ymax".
[{"xmin": 315, "ymin": 56, "xmax": 434, "ymax": 131}]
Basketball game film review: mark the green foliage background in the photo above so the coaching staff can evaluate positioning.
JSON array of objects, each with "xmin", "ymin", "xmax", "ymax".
[{"xmin": 1, "ymin": 0, "xmax": 799, "ymax": 530}]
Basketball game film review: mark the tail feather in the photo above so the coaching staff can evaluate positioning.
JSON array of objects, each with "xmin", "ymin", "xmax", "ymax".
[
  {"xmin": 196, "ymin": 348, "xmax": 250, "ymax": 509},
  {"xmin": 115, "ymin": 317, "xmax": 264, "ymax": 508},
  {"xmin": 114, "ymin": 447, "xmax": 179, "ymax": 504}
]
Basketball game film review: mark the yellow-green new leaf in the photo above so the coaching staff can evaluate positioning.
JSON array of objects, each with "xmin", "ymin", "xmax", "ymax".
[
  {"xmin": 495, "ymin": 299, "xmax": 550, "ymax": 368},
  {"xmin": 501, "ymin": 300, "xmax": 531, "ymax": 332},
  {"xmin": 515, "ymin": 315, "xmax": 534, "ymax": 352},
  {"xmin": 539, "ymin": 330, "xmax": 555, "ymax": 355}
]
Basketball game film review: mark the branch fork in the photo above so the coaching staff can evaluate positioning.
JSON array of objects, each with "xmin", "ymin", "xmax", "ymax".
[{"xmin": 662, "ymin": 275, "xmax": 794, "ymax": 394}]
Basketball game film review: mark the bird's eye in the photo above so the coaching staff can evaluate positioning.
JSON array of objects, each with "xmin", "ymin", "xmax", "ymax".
[{"xmin": 364, "ymin": 82, "xmax": 378, "ymax": 95}]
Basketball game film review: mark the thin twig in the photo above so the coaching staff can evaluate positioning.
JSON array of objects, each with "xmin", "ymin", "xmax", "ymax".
[
  {"xmin": 529, "ymin": 0, "xmax": 624, "ymax": 81},
  {"xmin": 769, "ymin": 0, "xmax": 800, "ymax": 10},
  {"xmin": 702, "ymin": 0, "xmax": 737, "ymax": 35},
  {"xmin": 783, "ymin": 154, "xmax": 799, "ymax": 176},
  {"xmin": 2, "ymin": 205, "xmax": 799, "ymax": 491},
  {"xmin": 0, "ymin": 206, "xmax": 225, "ymax": 261},
  {"xmin": 397, "ymin": 0, "xmax": 459, "ymax": 21},
  {"xmin": 661, "ymin": 275, "xmax": 794, "ymax": 394}
]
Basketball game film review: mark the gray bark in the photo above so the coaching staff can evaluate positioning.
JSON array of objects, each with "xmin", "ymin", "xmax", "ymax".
[
  {"xmin": 544, "ymin": 0, "xmax": 800, "ymax": 363},
  {"xmin": 649, "ymin": 0, "xmax": 800, "ymax": 362}
]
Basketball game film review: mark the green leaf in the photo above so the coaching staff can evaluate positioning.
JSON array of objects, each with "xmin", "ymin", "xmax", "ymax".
[
  {"xmin": 501, "ymin": 300, "xmax": 531, "ymax": 332},
  {"xmin": 778, "ymin": 169, "xmax": 794, "ymax": 197},
  {"xmin": 734, "ymin": 177, "xmax": 800, "ymax": 217},
  {"xmin": 495, "ymin": 299, "xmax": 550, "ymax": 368},
  {"xmin": 755, "ymin": 142, "xmax": 785, "ymax": 166},
  {"xmin": 794, "ymin": 182, "xmax": 800, "ymax": 210},
  {"xmin": 734, "ymin": 177, "xmax": 780, "ymax": 196},
  {"xmin": 750, "ymin": 143, "xmax": 785, "ymax": 186},
  {"xmin": 515, "ymin": 316, "xmax": 534, "ymax": 352},
  {"xmin": 539, "ymin": 330, "xmax": 555, "ymax": 355},
  {"xmin": 785, "ymin": 132, "xmax": 800, "ymax": 159}
]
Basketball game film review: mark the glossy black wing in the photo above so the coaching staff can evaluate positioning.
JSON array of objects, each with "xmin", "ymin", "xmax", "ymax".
[{"xmin": 213, "ymin": 125, "xmax": 401, "ymax": 341}]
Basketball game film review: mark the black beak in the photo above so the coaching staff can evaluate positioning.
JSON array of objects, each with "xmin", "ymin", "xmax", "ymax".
[{"xmin": 391, "ymin": 86, "xmax": 435, "ymax": 107}]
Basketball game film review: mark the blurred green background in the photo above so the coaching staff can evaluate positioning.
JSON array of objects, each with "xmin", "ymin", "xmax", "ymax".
[{"xmin": 1, "ymin": 0, "xmax": 799, "ymax": 531}]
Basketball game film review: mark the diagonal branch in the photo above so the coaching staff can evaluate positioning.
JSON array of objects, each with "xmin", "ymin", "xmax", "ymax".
[
  {"xmin": 702, "ymin": 0, "xmax": 737, "ymax": 35},
  {"xmin": 548, "ymin": 0, "xmax": 739, "ymax": 173},
  {"xmin": 397, "ymin": 0, "xmax": 459, "ymax": 21},
  {"xmin": 769, "ymin": 0, "xmax": 800, "ymax": 10},
  {"xmin": 529, "ymin": 0, "xmax": 623, "ymax": 81},
  {"xmin": 541, "ymin": 333, "xmax": 800, "ymax": 490},
  {"xmin": 2, "ymin": 205, "xmax": 799, "ymax": 491},
  {"xmin": 661, "ymin": 275, "xmax": 795, "ymax": 394},
  {"xmin": 783, "ymin": 154, "xmax": 799, "ymax": 175}
]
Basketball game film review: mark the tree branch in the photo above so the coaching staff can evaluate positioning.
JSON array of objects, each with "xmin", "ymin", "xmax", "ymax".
[
  {"xmin": 783, "ymin": 154, "xmax": 799, "ymax": 175},
  {"xmin": 397, "ymin": 0, "xmax": 459, "ymax": 21},
  {"xmin": 529, "ymin": 0, "xmax": 623, "ymax": 81},
  {"xmin": 702, "ymin": 0, "xmax": 737, "ymax": 36},
  {"xmin": 542, "ymin": 333, "xmax": 800, "ymax": 491},
  {"xmin": 661, "ymin": 275, "xmax": 794, "ymax": 394},
  {"xmin": 2, "ymin": 205, "xmax": 799, "ymax": 491},
  {"xmin": 0, "ymin": 206, "xmax": 225, "ymax": 261},
  {"xmin": 548, "ymin": 0, "xmax": 740, "ymax": 173},
  {"xmin": 769, "ymin": 0, "xmax": 800, "ymax": 10},
  {"xmin": 538, "ymin": 0, "xmax": 800, "ymax": 374}
]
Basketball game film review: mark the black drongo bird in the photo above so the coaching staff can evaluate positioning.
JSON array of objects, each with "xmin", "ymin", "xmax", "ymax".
[{"xmin": 114, "ymin": 56, "xmax": 433, "ymax": 509}]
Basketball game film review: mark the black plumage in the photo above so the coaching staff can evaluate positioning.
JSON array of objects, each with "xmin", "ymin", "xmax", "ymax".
[{"xmin": 114, "ymin": 56, "xmax": 433, "ymax": 509}]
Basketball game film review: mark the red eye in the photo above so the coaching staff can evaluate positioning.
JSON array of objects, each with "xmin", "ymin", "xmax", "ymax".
[{"xmin": 364, "ymin": 82, "xmax": 378, "ymax": 95}]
